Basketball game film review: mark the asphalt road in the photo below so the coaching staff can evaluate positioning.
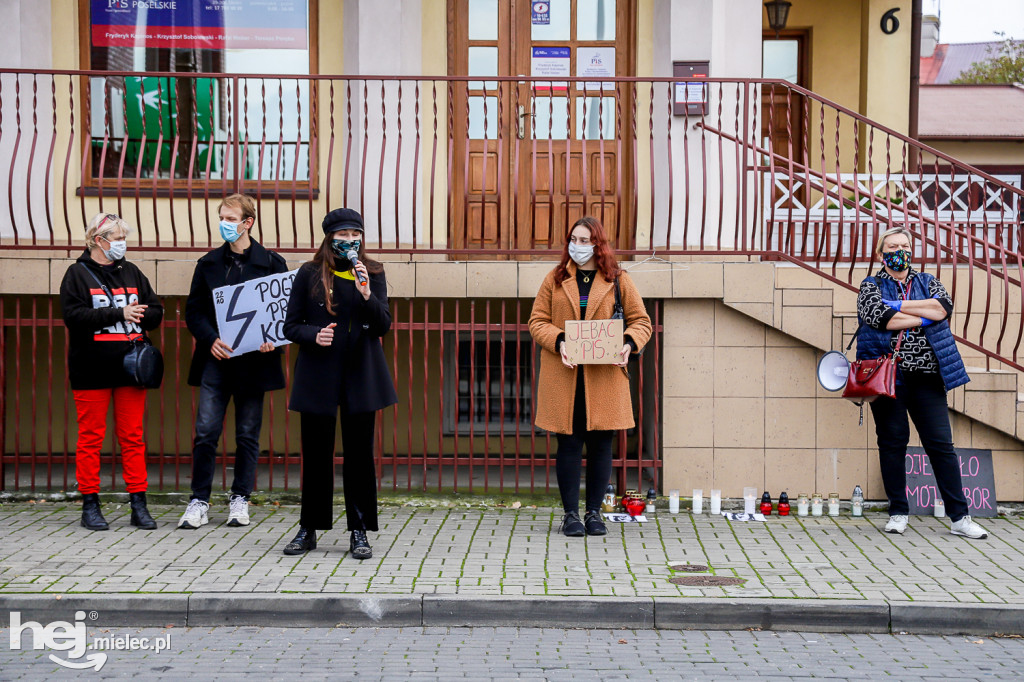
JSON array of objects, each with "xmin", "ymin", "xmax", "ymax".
[{"xmin": 3, "ymin": 626, "xmax": 1023, "ymax": 680}]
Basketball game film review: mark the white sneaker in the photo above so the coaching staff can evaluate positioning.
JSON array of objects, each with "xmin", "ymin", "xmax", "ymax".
[
  {"xmin": 177, "ymin": 499, "xmax": 209, "ymax": 529},
  {"xmin": 227, "ymin": 495, "xmax": 251, "ymax": 527},
  {"xmin": 885, "ymin": 515, "xmax": 909, "ymax": 534},
  {"xmin": 950, "ymin": 515, "xmax": 988, "ymax": 539}
]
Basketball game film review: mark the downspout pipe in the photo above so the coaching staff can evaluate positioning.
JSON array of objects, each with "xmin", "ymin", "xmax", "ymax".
[{"xmin": 909, "ymin": 0, "xmax": 922, "ymax": 156}]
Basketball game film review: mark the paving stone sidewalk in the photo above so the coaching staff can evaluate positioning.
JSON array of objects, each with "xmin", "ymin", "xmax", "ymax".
[{"xmin": 1, "ymin": 503, "xmax": 1023, "ymax": 604}]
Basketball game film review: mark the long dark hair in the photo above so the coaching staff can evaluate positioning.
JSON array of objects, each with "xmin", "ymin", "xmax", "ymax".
[
  {"xmin": 311, "ymin": 233, "xmax": 384, "ymax": 315},
  {"xmin": 553, "ymin": 216, "xmax": 620, "ymax": 285}
]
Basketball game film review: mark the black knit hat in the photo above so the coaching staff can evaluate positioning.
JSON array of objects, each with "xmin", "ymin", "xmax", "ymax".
[{"xmin": 322, "ymin": 208, "xmax": 364, "ymax": 234}]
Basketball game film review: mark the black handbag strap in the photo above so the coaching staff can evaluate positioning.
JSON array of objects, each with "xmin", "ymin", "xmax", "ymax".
[
  {"xmin": 79, "ymin": 264, "xmax": 117, "ymax": 309},
  {"xmin": 613, "ymin": 275, "xmax": 623, "ymax": 316}
]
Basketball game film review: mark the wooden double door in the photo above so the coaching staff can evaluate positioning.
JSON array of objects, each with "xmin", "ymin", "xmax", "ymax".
[{"xmin": 449, "ymin": 0, "xmax": 636, "ymax": 255}]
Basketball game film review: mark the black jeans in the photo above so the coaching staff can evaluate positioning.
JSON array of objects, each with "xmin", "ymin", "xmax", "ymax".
[
  {"xmin": 868, "ymin": 372, "xmax": 969, "ymax": 521},
  {"xmin": 190, "ymin": 361, "xmax": 265, "ymax": 502},
  {"xmin": 298, "ymin": 411, "xmax": 378, "ymax": 532},
  {"xmin": 555, "ymin": 373, "xmax": 614, "ymax": 514}
]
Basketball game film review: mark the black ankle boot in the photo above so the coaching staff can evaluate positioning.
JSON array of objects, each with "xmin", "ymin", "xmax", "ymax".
[
  {"xmin": 129, "ymin": 492, "xmax": 158, "ymax": 530},
  {"xmin": 80, "ymin": 493, "xmax": 109, "ymax": 531},
  {"xmin": 349, "ymin": 530, "xmax": 372, "ymax": 560},
  {"xmin": 284, "ymin": 527, "xmax": 317, "ymax": 555}
]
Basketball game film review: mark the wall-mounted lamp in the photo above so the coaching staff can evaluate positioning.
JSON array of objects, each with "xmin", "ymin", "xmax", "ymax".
[{"xmin": 764, "ymin": 0, "xmax": 792, "ymax": 37}]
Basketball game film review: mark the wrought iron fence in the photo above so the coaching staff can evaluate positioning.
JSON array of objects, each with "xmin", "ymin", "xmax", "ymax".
[
  {"xmin": 3, "ymin": 68, "xmax": 1024, "ymax": 491},
  {"xmin": 0, "ymin": 295, "xmax": 663, "ymax": 494}
]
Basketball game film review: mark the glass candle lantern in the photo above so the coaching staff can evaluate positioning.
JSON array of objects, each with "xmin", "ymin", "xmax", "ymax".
[
  {"xmin": 851, "ymin": 485, "xmax": 864, "ymax": 518},
  {"xmin": 669, "ymin": 490, "xmax": 680, "ymax": 514},
  {"xmin": 934, "ymin": 497, "xmax": 945, "ymax": 518},
  {"xmin": 828, "ymin": 492, "xmax": 840, "ymax": 517},
  {"xmin": 743, "ymin": 487, "xmax": 757, "ymax": 515},
  {"xmin": 811, "ymin": 493, "xmax": 824, "ymax": 517},
  {"xmin": 602, "ymin": 484, "xmax": 617, "ymax": 513},
  {"xmin": 710, "ymin": 489, "xmax": 722, "ymax": 515},
  {"xmin": 691, "ymin": 489, "xmax": 703, "ymax": 515},
  {"xmin": 797, "ymin": 493, "xmax": 809, "ymax": 517}
]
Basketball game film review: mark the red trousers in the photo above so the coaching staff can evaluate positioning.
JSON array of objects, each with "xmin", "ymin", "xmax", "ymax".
[{"xmin": 72, "ymin": 387, "xmax": 149, "ymax": 494}]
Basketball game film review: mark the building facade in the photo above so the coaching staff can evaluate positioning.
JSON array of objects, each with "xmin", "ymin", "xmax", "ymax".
[{"xmin": 2, "ymin": 0, "xmax": 1023, "ymax": 503}]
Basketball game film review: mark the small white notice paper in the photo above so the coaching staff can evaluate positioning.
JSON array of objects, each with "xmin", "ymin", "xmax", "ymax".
[
  {"xmin": 603, "ymin": 513, "xmax": 646, "ymax": 523},
  {"xmin": 722, "ymin": 512, "xmax": 765, "ymax": 522}
]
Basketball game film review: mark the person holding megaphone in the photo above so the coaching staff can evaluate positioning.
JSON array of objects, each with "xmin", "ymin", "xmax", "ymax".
[
  {"xmin": 856, "ymin": 227, "xmax": 987, "ymax": 540},
  {"xmin": 281, "ymin": 208, "xmax": 397, "ymax": 557}
]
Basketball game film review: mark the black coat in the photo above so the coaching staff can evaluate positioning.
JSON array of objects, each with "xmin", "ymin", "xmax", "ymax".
[
  {"xmin": 185, "ymin": 240, "xmax": 289, "ymax": 394},
  {"xmin": 283, "ymin": 261, "xmax": 398, "ymax": 416},
  {"xmin": 60, "ymin": 251, "xmax": 164, "ymax": 390}
]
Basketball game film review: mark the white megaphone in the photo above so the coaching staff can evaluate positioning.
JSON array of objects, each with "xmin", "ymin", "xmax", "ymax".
[{"xmin": 817, "ymin": 351, "xmax": 850, "ymax": 392}]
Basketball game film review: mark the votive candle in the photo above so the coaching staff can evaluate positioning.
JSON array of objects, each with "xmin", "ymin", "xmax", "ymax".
[
  {"xmin": 710, "ymin": 489, "xmax": 722, "ymax": 515},
  {"xmin": 743, "ymin": 487, "xmax": 757, "ymax": 515}
]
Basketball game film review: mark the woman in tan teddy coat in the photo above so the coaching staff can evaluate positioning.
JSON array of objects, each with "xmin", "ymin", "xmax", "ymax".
[{"xmin": 529, "ymin": 216, "xmax": 652, "ymax": 537}]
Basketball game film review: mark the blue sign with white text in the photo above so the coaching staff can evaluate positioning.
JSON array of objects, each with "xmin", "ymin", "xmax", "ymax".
[
  {"xmin": 532, "ymin": 1, "xmax": 550, "ymax": 25},
  {"xmin": 91, "ymin": 0, "xmax": 308, "ymax": 50}
]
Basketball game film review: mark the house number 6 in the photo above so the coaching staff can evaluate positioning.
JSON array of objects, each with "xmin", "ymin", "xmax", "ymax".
[{"xmin": 881, "ymin": 8, "xmax": 900, "ymax": 34}]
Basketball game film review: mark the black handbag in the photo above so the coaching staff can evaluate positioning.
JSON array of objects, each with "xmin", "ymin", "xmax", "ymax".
[
  {"xmin": 123, "ymin": 336, "xmax": 164, "ymax": 389},
  {"xmin": 80, "ymin": 265, "xmax": 164, "ymax": 389}
]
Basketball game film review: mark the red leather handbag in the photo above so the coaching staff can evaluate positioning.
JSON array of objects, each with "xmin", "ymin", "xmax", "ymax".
[{"xmin": 843, "ymin": 329, "xmax": 905, "ymax": 404}]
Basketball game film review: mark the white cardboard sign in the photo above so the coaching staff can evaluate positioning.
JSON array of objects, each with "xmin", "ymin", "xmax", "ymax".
[
  {"xmin": 564, "ymin": 318, "xmax": 623, "ymax": 364},
  {"xmin": 213, "ymin": 270, "xmax": 297, "ymax": 356}
]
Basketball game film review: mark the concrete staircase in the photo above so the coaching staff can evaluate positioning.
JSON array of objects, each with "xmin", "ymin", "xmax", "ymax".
[{"xmin": 713, "ymin": 261, "xmax": 1024, "ymax": 444}]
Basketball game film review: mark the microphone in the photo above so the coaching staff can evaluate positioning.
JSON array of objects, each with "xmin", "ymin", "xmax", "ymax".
[{"xmin": 346, "ymin": 250, "xmax": 368, "ymax": 285}]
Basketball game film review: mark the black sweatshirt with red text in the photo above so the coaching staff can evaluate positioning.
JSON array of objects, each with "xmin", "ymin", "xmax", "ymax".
[{"xmin": 59, "ymin": 251, "xmax": 163, "ymax": 390}]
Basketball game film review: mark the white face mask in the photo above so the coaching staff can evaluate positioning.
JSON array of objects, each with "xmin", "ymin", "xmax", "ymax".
[
  {"xmin": 102, "ymin": 239, "xmax": 127, "ymax": 261},
  {"xmin": 568, "ymin": 242, "xmax": 594, "ymax": 266}
]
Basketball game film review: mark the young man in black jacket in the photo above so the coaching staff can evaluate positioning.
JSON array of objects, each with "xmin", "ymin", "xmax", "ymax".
[{"xmin": 178, "ymin": 194, "xmax": 289, "ymax": 529}]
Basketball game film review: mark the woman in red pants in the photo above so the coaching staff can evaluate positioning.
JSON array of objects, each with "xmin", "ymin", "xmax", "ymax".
[{"xmin": 60, "ymin": 213, "xmax": 163, "ymax": 530}]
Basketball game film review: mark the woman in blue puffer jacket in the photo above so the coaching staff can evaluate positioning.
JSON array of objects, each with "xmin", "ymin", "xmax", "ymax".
[{"xmin": 856, "ymin": 227, "xmax": 987, "ymax": 540}]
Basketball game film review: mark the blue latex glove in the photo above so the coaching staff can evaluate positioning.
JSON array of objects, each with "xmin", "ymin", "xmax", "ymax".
[
  {"xmin": 919, "ymin": 317, "xmax": 935, "ymax": 327},
  {"xmin": 881, "ymin": 299, "xmax": 902, "ymax": 312}
]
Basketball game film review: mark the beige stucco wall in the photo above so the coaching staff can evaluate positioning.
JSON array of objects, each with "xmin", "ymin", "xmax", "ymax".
[
  {"xmin": 660, "ymin": 296, "xmax": 1024, "ymax": 501},
  {"xmin": 859, "ymin": 0, "xmax": 911, "ymax": 136},
  {"xmin": 924, "ymin": 140, "xmax": 1024, "ymax": 167},
  {"xmin": 7, "ymin": 259, "xmax": 1024, "ymax": 499}
]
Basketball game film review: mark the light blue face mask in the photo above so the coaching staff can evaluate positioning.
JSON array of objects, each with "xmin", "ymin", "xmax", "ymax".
[
  {"xmin": 102, "ymin": 239, "xmax": 127, "ymax": 261},
  {"xmin": 219, "ymin": 219, "xmax": 247, "ymax": 243}
]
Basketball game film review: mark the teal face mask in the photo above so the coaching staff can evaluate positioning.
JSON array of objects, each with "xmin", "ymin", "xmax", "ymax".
[{"xmin": 331, "ymin": 239, "xmax": 361, "ymax": 258}]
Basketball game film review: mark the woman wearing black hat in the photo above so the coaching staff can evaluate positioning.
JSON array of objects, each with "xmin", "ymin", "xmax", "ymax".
[{"xmin": 281, "ymin": 208, "xmax": 398, "ymax": 557}]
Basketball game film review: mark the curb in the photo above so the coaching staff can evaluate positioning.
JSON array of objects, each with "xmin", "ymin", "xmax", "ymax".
[{"xmin": 3, "ymin": 594, "xmax": 1022, "ymax": 635}]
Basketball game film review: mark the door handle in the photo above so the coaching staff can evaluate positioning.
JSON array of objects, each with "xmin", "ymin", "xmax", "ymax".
[{"xmin": 517, "ymin": 105, "xmax": 534, "ymax": 139}]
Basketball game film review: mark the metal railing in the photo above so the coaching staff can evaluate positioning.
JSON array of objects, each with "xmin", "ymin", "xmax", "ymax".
[
  {"xmin": 0, "ymin": 296, "xmax": 663, "ymax": 493},
  {"xmin": 3, "ymin": 68, "xmax": 1024, "ymax": 492}
]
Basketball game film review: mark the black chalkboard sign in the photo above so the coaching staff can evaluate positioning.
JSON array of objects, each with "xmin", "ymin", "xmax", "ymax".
[{"xmin": 904, "ymin": 447, "xmax": 997, "ymax": 518}]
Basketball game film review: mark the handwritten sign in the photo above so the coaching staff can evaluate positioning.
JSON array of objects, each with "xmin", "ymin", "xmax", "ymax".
[
  {"xmin": 564, "ymin": 318, "xmax": 623, "ymax": 364},
  {"xmin": 904, "ymin": 447, "xmax": 997, "ymax": 517},
  {"xmin": 213, "ymin": 270, "xmax": 297, "ymax": 356}
]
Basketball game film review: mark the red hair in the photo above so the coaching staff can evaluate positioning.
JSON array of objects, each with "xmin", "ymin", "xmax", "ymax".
[{"xmin": 553, "ymin": 216, "xmax": 620, "ymax": 285}]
